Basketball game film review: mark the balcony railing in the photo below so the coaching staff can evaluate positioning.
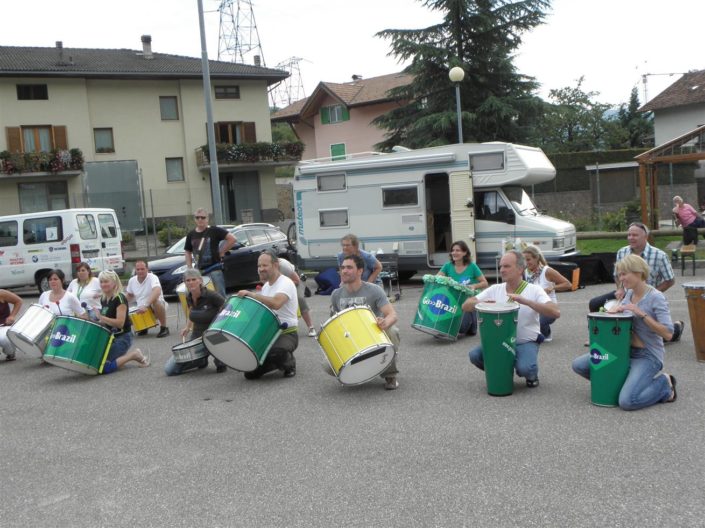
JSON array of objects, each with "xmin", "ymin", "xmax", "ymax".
[
  {"xmin": 195, "ymin": 141, "xmax": 304, "ymax": 169},
  {"xmin": 0, "ymin": 148, "xmax": 84, "ymax": 175}
]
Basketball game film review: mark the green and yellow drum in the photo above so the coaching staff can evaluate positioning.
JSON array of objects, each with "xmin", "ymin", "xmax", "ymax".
[
  {"xmin": 43, "ymin": 316, "xmax": 114, "ymax": 375},
  {"xmin": 587, "ymin": 312, "xmax": 632, "ymax": 407},
  {"xmin": 411, "ymin": 275, "xmax": 476, "ymax": 340},
  {"xmin": 476, "ymin": 302, "xmax": 519, "ymax": 396}
]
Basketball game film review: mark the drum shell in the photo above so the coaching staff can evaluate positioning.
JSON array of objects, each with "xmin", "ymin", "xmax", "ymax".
[
  {"xmin": 412, "ymin": 278, "xmax": 470, "ymax": 340},
  {"xmin": 318, "ymin": 306, "xmax": 395, "ymax": 385},
  {"xmin": 7, "ymin": 304, "xmax": 56, "ymax": 357},
  {"xmin": 176, "ymin": 277, "xmax": 214, "ymax": 319},
  {"xmin": 202, "ymin": 295, "xmax": 281, "ymax": 372},
  {"xmin": 171, "ymin": 337, "xmax": 208, "ymax": 363},
  {"xmin": 476, "ymin": 303, "xmax": 519, "ymax": 396},
  {"xmin": 129, "ymin": 307, "xmax": 158, "ymax": 332},
  {"xmin": 43, "ymin": 316, "xmax": 113, "ymax": 375},
  {"xmin": 587, "ymin": 312, "xmax": 632, "ymax": 406},
  {"xmin": 683, "ymin": 282, "xmax": 705, "ymax": 362}
]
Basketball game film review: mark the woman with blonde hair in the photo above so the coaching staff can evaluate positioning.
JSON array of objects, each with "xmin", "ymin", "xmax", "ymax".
[{"xmin": 571, "ymin": 254, "xmax": 677, "ymax": 410}]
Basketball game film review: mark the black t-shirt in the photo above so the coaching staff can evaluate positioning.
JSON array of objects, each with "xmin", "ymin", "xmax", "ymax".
[
  {"xmin": 184, "ymin": 226, "xmax": 229, "ymax": 270},
  {"xmin": 187, "ymin": 288, "xmax": 225, "ymax": 338},
  {"xmin": 100, "ymin": 293, "xmax": 131, "ymax": 335}
]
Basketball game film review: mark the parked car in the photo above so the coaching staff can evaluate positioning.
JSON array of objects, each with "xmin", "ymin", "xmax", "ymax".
[{"xmin": 147, "ymin": 223, "xmax": 292, "ymax": 295}]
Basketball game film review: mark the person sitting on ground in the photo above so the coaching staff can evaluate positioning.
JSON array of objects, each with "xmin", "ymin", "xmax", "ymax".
[
  {"xmin": 0, "ymin": 289, "xmax": 23, "ymax": 361},
  {"xmin": 66, "ymin": 262, "xmax": 102, "ymax": 312},
  {"xmin": 125, "ymin": 260, "xmax": 169, "ymax": 338}
]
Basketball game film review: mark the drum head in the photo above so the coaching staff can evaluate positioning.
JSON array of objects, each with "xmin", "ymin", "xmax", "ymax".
[
  {"xmin": 603, "ymin": 300, "xmax": 620, "ymax": 312},
  {"xmin": 203, "ymin": 330, "xmax": 259, "ymax": 371},
  {"xmin": 476, "ymin": 302, "xmax": 519, "ymax": 314},
  {"xmin": 683, "ymin": 282, "xmax": 705, "ymax": 290},
  {"xmin": 588, "ymin": 311, "xmax": 633, "ymax": 320},
  {"xmin": 338, "ymin": 345, "xmax": 395, "ymax": 385}
]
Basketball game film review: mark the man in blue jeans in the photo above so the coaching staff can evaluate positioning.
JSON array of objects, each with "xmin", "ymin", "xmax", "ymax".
[{"xmin": 462, "ymin": 250, "xmax": 560, "ymax": 388}]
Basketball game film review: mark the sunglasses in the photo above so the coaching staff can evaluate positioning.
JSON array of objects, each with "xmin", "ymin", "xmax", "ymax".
[
  {"xmin": 629, "ymin": 222, "xmax": 648, "ymax": 233},
  {"xmin": 194, "ymin": 215, "xmax": 207, "ymax": 220}
]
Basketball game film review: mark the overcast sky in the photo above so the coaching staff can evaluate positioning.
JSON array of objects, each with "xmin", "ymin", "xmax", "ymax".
[{"xmin": 3, "ymin": 0, "xmax": 702, "ymax": 107}]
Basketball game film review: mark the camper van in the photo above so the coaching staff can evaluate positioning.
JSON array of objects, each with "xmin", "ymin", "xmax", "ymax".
[
  {"xmin": 292, "ymin": 142, "xmax": 576, "ymax": 274},
  {"xmin": 0, "ymin": 208, "xmax": 124, "ymax": 292}
]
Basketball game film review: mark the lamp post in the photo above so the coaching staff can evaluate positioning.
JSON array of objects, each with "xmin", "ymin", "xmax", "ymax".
[{"xmin": 448, "ymin": 66, "xmax": 465, "ymax": 144}]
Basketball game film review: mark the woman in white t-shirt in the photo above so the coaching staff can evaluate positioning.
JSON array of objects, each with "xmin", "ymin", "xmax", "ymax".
[
  {"xmin": 66, "ymin": 262, "xmax": 102, "ymax": 312},
  {"xmin": 38, "ymin": 269, "xmax": 86, "ymax": 317}
]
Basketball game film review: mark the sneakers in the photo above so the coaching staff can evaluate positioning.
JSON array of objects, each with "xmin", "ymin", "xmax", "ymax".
[
  {"xmin": 283, "ymin": 367, "xmax": 296, "ymax": 378},
  {"xmin": 157, "ymin": 327, "xmax": 170, "ymax": 338},
  {"xmin": 543, "ymin": 335, "xmax": 553, "ymax": 343},
  {"xmin": 307, "ymin": 327, "xmax": 317, "ymax": 337},
  {"xmin": 526, "ymin": 378, "xmax": 540, "ymax": 388},
  {"xmin": 384, "ymin": 377, "xmax": 399, "ymax": 390},
  {"xmin": 670, "ymin": 321, "xmax": 685, "ymax": 343},
  {"xmin": 136, "ymin": 329, "xmax": 148, "ymax": 336},
  {"xmin": 216, "ymin": 364, "xmax": 228, "ymax": 373}
]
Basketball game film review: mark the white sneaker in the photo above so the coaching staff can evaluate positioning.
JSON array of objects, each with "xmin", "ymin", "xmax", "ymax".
[
  {"xmin": 307, "ymin": 327, "xmax": 317, "ymax": 337},
  {"xmin": 544, "ymin": 336, "xmax": 552, "ymax": 343}
]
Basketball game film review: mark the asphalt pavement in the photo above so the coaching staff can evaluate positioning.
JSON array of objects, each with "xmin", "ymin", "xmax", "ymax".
[{"xmin": 1, "ymin": 275, "xmax": 704, "ymax": 527}]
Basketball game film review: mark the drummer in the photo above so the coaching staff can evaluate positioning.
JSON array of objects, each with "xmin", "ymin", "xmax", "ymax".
[
  {"xmin": 96, "ymin": 270, "xmax": 150, "ymax": 374},
  {"xmin": 331, "ymin": 254, "xmax": 401, "ymax": 390},
  {"xmin": 66, "ymin": 262, "xmax": 102, "ymax": 312},
  {"xmin": 462, "ymin": 250, "xmax": 559, "ymax": 388},
  {"xmin": 165, "ymin": 268, "xmax": 227, "ymax": 376},
  {"xmin": 125, "ymin": 260, "xmax": 169, "ymax": 338},
  {"xmin": 38, "ymin": 269, "xmax": 86, "ymax": 318},
  {"xmin": 437, "ymin": 240, "xmax": 488, "ymax": 336},
  {"xmin": 0, "ymin": 289, "xmax": 23, "ymax": 361},
  {"xmin": 237, "ymin": 249, "xmax": 299, "ymax": 379},
  {"xmin": 572, "ymin": 255, "xmax": 677, "ymax": 410}
]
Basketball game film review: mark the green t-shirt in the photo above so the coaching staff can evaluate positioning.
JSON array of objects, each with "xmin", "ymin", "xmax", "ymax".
[{"xmin": 439, "ymin": 261, "xmax": 483, "ymax": 286}]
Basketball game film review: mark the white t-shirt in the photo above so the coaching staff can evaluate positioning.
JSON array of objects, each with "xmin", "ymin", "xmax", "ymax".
[
  {"xmin": 261, "ymin": 274, "xmax": 298, "ymax": 328},
  {"xmin": 126, "ymin": 273, "xmax": 164, "ymax": 307},
  {"xmin": 38, "ymin": 290, "xmax": 86, "ymax": 317},
  {"xmin": 475, "ymin": 282, "xmax": 551, "ymax": 343},
  {"xmin": 67, "ymin": 277, "xmax": 102, "ymax": 311}
]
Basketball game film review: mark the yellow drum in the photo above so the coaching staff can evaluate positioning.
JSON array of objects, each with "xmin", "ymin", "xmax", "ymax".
[
  {"xmin": 129, "ymin": 306, "xmax": 158, "ymax": 332},
  {"xmin": 317, "ymin": 306, "xmax": 394, "ymax": 385},
  {"xmin": 176, "ymin": 276, "xmax": 214, "ymax": 318}
]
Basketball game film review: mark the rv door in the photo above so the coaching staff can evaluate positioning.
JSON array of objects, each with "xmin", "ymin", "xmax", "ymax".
[{"xmin": 449, "ymin": 170, "xmax": 476, "ymax": 259}]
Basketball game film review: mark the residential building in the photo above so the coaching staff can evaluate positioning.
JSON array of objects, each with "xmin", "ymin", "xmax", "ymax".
[
  {"xmin": 271, "ymin": 72, "xmax": 412, "ymax": 160},
  {"xmin": 0, "ymin": 37, "xmax": 292, "ymax": 229}
]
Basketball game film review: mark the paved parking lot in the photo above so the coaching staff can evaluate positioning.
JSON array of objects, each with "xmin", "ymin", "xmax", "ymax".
[{"xmin": 1, "ymin": 276, "xmax": 704, "ymax": 527}]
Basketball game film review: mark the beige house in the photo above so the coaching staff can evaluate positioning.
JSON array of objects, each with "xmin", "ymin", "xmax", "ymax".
[
  {"xmin": 0, "ymin": 37, "xmax": 290, "ymax": 229},
  {"xmin": 271, "ymin": 72, "xmax": 412, "ymax": 160}
]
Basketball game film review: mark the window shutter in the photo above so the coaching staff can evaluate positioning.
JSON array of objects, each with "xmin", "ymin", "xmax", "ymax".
[
  {"xmin": 341, "ymin": 106, "xmax": 350, "ymax": 121},
  {"xmin": 210, "ymin": 122, "xmax": 222, "ymax": 143},
  {"xmin": 53, "ymin": 126, "xmax": 68, "ymax": 149},
  {"xmin": 6, "ymin": 127, "xmax": 22, "ymax": 152},
  {"xmin": 243, "ymin": 122, "xmax": 256, "ymax": 143},
  {"xmin": 320, "ymin": 107, "xmax": 330, "ymax": 125}
]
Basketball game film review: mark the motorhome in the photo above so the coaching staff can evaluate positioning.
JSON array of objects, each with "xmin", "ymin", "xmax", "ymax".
[{"xmin": 292, "ymin": 142, "xmax": 576, "ymax": 275}]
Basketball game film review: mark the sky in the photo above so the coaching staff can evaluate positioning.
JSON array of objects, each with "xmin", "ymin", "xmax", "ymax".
[{"xmin": 2, "ymin": 0, "xmax": 702, "ymax": 107}]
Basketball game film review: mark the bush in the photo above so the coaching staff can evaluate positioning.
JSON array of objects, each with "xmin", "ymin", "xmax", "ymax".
[{"xmin": 157, "ymin": 224, "xmax": 187, "ymax": 246}]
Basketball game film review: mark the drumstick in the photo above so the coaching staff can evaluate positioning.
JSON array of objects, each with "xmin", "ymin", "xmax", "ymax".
[{"xmin": 182, "ymin": 336, "xmax": 186, "ymax": 344}]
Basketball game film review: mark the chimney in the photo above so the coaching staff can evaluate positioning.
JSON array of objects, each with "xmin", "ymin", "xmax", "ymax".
[
  {"xmin": 253, "ymin": 55, "xmax": 261, "ymax": 67},
  {"xmin": 56, "ymin": 41, "xmax": 65, "ymax": 64},
  {"xmin": 352, "ymin": 74, "xmax": 362, "ymax": 81},
  {"xmin": 141, "ymin": 35, "xmax": 153, "ymax": 59}
]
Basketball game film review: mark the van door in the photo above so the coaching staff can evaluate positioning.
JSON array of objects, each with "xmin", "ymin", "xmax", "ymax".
[
  {"xmin": 449, "ymin": 170, "xmax": 476, "ymax": 261},
  {"xmin": 97, "ymin": 213, "xmax": 123, "ymax": 272},
  {"xmin": 0, "ymin": 219, "xmax": 22, "ymax": 287},
  {"xmin": 473, "ymin": 189, "xmax": 516, "ymax": 268},
  {"xmin": 74, "ymin": 213, "xmax": 102, "ymax": 271}
]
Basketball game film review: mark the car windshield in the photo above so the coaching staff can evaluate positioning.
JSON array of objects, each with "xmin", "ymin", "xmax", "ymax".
[
  {"xmin": 166, "ymin": 236, "xmax": 187, "ymax": 255},
  {"xmin": 503, "ymin": 186, "xmax": 538, "ymax": 216}
]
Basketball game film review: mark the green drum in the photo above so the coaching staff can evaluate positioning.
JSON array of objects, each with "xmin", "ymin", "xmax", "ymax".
[
  {"xmin": 411, "ymin": 275, "xmax": 475, "ymax": 340},
  {"xmin": 587, "ymin": 312, "xmax": 632, "ymax": 407},
  {"xmin": 43, "ymin": 316, "xmax": 113, "ymax": 375},
  {"xmin": 203, "ymin": 295, "xmax": 282, "ymax": 372},
  {"xmin": 476, "ymin": 302, "xmax": 519, "ymax": 396}
]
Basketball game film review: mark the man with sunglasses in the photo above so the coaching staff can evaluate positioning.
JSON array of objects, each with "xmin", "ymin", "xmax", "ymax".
[
  {"xmin": 588, "ymin": 222, "xmax": 684, "ymax": 342},
  {"xmin": 184, "ymin": 207, "xmax": 237, "ymax": 297}
]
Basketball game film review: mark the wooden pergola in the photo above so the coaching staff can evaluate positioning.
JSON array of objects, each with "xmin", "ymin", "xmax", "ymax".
[{"xmin": 635, "ymin": 124, "xmax": 705, "ymax": 229}]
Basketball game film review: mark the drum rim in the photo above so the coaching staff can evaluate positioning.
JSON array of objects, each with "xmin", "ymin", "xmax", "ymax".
[
  {"xmin": 202, "ymin": 327, "xmax": 278, "ymax": 371},
  {"xmin": 43, "ymin": 354, "xmax": 101, "ymax": 374},
  {"xmin": 53, "ymin": 314, "xmax": 109, "ymax": 331},
  {"xmin": 172, "ymin": 337, "xmax": 206, "ymax": 350},
  {"xmin": 338, "ymin": 348, "xmax": 396, "ymax": 385},
  {"xmin": 475, "ymin": 302, "xmax": 520, "ymax": 313},
  {"xmin": 682, "ymin": 282, "xmax": 705, "ymax": 289},
  {"xmin": 222, "ymin": 294, "xmax": 281, "ymax": 323},
  {"xmin": 320, "ymin": 304, "xmax": 374, "ymax": 327},
  {"xmin": 587, "ymin": 311, "xmax": 634, "ymax": 319}
]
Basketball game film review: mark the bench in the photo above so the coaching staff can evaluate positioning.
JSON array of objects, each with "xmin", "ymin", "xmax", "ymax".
[{"xmin": 666, "ymin": 241, "xmax": 696, "ymax": 275}]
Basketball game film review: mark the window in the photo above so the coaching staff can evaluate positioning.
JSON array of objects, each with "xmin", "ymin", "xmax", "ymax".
[
  {"xmin": 159, "ymin": 96, "xmax": 179, "ymax": 120},
  {"xmin": 94, "ymin": 128, "xmax": 115, "ymax": 153},
  {"xmin": 17, "ymin": 84, "xmax": 48, "ymax": 100},
  {"xmin": 320, "ymin": 105, "xmax": 349, "ymax": 124},
  {"xmin": 76, "ymin": 214, "xmax": 98, "ymax": 239},
  {"xmin": 330, "ymin": 143, "xmax": 346, "ymax": 161},
  {"xmin": 475, "ymin": 190, "xmax": 512, "ymax": 222},
  {"xmin": 317, "ymin": 173, "xmax": 346, "ymax": 192},
  {"xmin": 319, "ymin": 209, "xmax": 348, "ymax": 228},
  {"xmin": 22, "ymin": 126, "xmax": 52, "ymax": 152},
  {"xmin": 383, "ymin": 186, "xmax": 418, "ymax": 207},
  {"xmin": 18, "ymin": 182, "xmax": 68, "ymax": 213},
  {"xmin": 0, "ymin": 221, "xmax": 18, "ymax": 246},
  {"xmin": 265, "ymin": 228, "xmax": 287, "ymax": 242},
  {"xmin": 98, "ymin": 214, "xmax": 118, "ymax": 238},
  {"xmin": 469, "ymin": 152, "xmax": 504, "ymax": 172},
  {"xmin": 213, "ymin": 122, "xmax": 257, "ymax": 144},
  {"xmin": 7, "ymin": 125, "xmax": 67, "ymax": 153},
  {"xmin": 165, "ymin": 158, "xmax": 185, "ymax": 182},
  {"xmin": 22, "ymin": 216, "xmax": 63, "ymax": 244},
  {"xmin": 215, "ymin": 86, "xmax": 241, "ymax": 99},
  {"xmin": 247, "ymin": 228, "xmax": 270, "ymax": 245}
]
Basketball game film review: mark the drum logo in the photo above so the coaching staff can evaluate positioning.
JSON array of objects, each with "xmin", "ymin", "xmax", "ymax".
[
  {"xmin": 50, "ymin": 325, "xmax": 77, "ymax": 346},
  {"xmin": 589, "ymin": 344, "xmax": 617, "ymax": 370},
  {"xmin": 423, "ymin": 294, "xmax": 458, "ymax": 316}
]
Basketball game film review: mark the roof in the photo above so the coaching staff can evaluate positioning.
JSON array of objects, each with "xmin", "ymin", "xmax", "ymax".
[
  {"xmin": 0, "ymin": 45, "xmax": 288, "ymax": 84},
  {"xmin": 640, "ymin": 69, "xmax": 705, "ymax": 112},
  {"xmin": 271, "ymin": 72, "xmax": 412, "ymax": 122}
]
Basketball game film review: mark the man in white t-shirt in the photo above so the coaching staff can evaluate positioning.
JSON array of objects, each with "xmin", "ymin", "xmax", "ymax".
[
  {"xmin": 462, "ymin": 250, "xmax": 559, "ymax": 388},
  {"xmin": 126, "ymin": 260, "xmax": 169, "ymax": 337},
  {"xmin": 237, "ymin": 250, "xmax": 299, "ymax": 379}
]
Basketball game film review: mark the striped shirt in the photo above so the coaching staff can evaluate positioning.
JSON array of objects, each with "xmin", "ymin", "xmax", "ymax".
[{"xmin": 615, "ymin": 243, "xmax": 674, "ymax": 287}]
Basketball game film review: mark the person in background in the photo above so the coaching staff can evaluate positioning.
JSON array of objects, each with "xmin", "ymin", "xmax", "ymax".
[
  {"xmin": 67, "ymin": 262, "xmax": 102, "ymax": 312},
  {"xmin": 278, "ymin": 257, "xmax": 317, "ymax": 337},
  {"xmin": 0, "ymin": 289, "xmax": 23, "ymax": 361},
  {"xmin": 672, "ymin": 195, "xmax": 705, "ymax": 245},
  {"xmin": 337, "ymin": 233, "xmax": 382, "ymax": 284},
  {"xmin": 125, "ymin": 260, "xmax": 169, "ymax": 338},
  {"xmin": 38, "ymin": 269, "xmax": 86, "ymax": 318}
]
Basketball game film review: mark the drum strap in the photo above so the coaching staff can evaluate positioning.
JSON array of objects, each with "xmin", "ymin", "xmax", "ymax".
[
  {"xmin": 282, "ymin": 327, "xmax": 298, "ymax": 335},
  {"xmin": 513, "ymin": 280, "xmax": 529, "ymax": 296}
]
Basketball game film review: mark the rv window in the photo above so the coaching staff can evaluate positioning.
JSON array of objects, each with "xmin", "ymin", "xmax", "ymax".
[
  {"xmin": 475, "ymin": 191, "xmax": 511, "ymax": 222},
  {"xmin": 317, "ymin": 174, "xmax": 346, "ymax": 192},
  {"xmin": 469, "ymin": 152, "xmax": 504, "ymax": 172},
  {"xmin": 503, "ymin": 186, "xmax": 538, "ymax": 216},
  {"xmin": 98, "ymin": 214, "xmax": 118, "ymax": 238},
  {"xmin": 23, "ymin": 216, "xmax": 62, "ymax": 244},
  {"xmin": 319, "ymin": 209, "xmax": 348, "ymax": 228},
  {"xmin": 77, "ymin": 214, "xmax": 98, "ymax": 239},
  {"xmin": 383, "ymin": 186, "xmax": 418, "ymax": 207},
  {"xmin": 0, "ymin": 221, "xmax": 18, "ymax": 246}
]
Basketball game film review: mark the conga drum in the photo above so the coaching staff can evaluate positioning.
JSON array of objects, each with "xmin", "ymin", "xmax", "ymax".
[
  {"xmin": 683, "ymin": 282, "xmax": 705, "ymax": 362},
  {"xmin": 202, "ymin": 295, "xmax": 282, "ymax": 372},
  {"xmin": 476, "ymin": 302, "xmax": 519, "ymax": 396},
  {"xmin": 318, "ymin": 306, "xmax": 395, "ymax": 385},
  {"xmin": 43, "ymin": 316, "xmax": 114, "ymax": 375},
  {"xmin": 587, "ymin": 312, "xmax": 632, "ymax": 406},
  {"xmin": 176, "ymin": 276, "xmax": 214, "ymax": 319},
  {"xmin": 7, "ymin": 304, "xmax": 56, "ymax": 357},
  {"xmin": 129, "ymin": 306, "xmax": 158, "ymax": 333},
  {"xmin": 411, "ymin": 275, "xmax": 475, "ymax": 340}
]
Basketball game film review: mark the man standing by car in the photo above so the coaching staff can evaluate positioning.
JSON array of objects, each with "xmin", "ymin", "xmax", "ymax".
[
  {"xmin": 126, "ymin": 260, "xmax": 169, "ymax": 338},
  {"xmin": 184, "ymin": 207, "xmax": 237, "ymax": 297}
]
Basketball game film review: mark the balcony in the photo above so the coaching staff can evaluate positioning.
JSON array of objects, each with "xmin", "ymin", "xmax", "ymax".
[
  {"xmin": 195, "ymin": 141, "xmax": 303, "ymax": 171},
  {"xmin": 0, "ymin": 148, "xmax": 85, "ymax": 177}
]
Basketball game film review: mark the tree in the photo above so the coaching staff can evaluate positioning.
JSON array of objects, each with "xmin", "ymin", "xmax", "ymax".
[
  {"xmin": 617, "ymin": 87, "xmax": 653, "ymax": 148},
  {"xmin": 373, "ymin": 0, "xmax": 550, "ymax": 150}
]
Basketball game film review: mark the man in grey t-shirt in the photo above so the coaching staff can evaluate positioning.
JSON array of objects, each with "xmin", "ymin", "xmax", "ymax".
[{"xmin": 330, "ymin": 254, "xmax": 401, "ymax": 390}]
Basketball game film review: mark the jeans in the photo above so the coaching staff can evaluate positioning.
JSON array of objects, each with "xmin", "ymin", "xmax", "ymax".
[
  {"xmin": 102, "ymin": 332, "xmax": 133, "ymax": 375},
  {"xmin": 164, "ymin": 354, "xmax": 208, "ymax": 376},
  {"xmin": 589, "ymin": 290, "xmax": 616, "ymax": 313},
  {"xmin": 245, "ymin": 332, "xmax": 297, "ymax": 378},
  {"xmin": 468, "ymin": 340, "xmax": 540, "ymax": 381},
  {"xmin": 571, "ymin": 349, "xmax": 671, "ymax": 411},
  {"xmin": 458, "ymin": 311, "xmax": 477, "ymax": 336},
  {"xmin": 206, "ymin": 269, "xmax": 226, "ymax": 297},
  {"xmin": 0, "ymin": 327, "xmax": 16, "ymax": 356},
  {"xmin": 540, "ymin": 315, "xmax": 556, "ymax": 339}
]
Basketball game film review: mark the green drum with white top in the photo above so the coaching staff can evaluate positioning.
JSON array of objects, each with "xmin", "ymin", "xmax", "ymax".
[
  {"xmin": 43, "ymin": 316, "xmax": 113, "ymax": 375},
  {"xmin": 476, "ymin": 302, "xmax": 519, "ymax": 396},
  {"xmin": 587, "ymin": 312, "xmax": 632, "ymax": 407},
  {"xmin": 411, "ymin": 275, "xmax": 475, "ymax": 340}
]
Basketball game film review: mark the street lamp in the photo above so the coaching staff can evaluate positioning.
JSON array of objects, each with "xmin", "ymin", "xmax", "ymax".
[{"xmin": 448, "ymin": 66, "xmax": 465, "ymax": 144}]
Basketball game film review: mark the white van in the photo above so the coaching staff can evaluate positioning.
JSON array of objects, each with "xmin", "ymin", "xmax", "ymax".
[{"xmin": 0, "ymin": 208, "xmax": 124, "ymax": 292}]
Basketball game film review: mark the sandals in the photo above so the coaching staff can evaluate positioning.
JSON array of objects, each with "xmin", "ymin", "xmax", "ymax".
[
  {"xmin": 136, "ymin": 348, "xmax": 150, "ymax": 368},
  {"xmin": 665, "ymin": 374, "xmax": 677, "ymax": 402}
]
